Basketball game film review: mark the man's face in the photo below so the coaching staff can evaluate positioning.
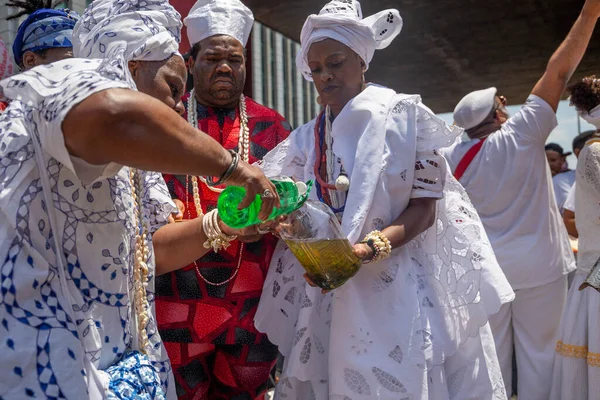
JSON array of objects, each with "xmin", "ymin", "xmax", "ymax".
[
  {"xmin": 494, "ymin": 96, "xmax": 509, "ymax": 124},
  {"xmin": 190, "ymin": 35, "xmax": 246, "ymax": 109},
  {"xmin": 22, "ymin": 47, "xmax": 74, "ymax": 70},
  {"xmin": 546, "ymin": 150, "xmax": 565, "ymax": 176}
]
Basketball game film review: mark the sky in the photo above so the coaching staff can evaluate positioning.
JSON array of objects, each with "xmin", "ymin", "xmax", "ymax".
[{"xmin": 437, "ymin": 100, "xmax": 597, "ymax": 169}]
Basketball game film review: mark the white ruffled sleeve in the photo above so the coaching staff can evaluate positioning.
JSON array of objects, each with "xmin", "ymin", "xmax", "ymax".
[
  {"xmin": 256, "ymin": 121, "xmax": 313, "ymax": 181},
  {"xmin": 411, "ymin": 102, "xmax": 462, "ymax": 199}
]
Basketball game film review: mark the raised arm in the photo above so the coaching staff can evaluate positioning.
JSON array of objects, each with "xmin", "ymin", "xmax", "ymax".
[
  {"xmin": 62, "ymin": 88, "xmax": 278, "ymax": 216},
  {"xmin": 531, "ymin": 0, "xmax": 600, "ymax": 112}
]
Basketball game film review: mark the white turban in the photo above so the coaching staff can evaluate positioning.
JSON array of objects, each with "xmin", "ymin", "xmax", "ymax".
[
  {"xmin": 580, "ymin": 104, "xmax": 600, "ymax": 128},
  {"xmin": 296, "ymin": 0, "xmax": 402, "ymax": 81},
  {"xmin": 73, "ymin": 0, "xmax": 182, "ymax": 62},
  {"xmin": 184, "ymin": 0, "xmax": 254, "ymax": 47}
]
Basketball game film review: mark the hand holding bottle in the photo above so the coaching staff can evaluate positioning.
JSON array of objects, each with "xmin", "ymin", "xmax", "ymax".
[
  {"xmin": 353, "ymin": 243, "xmax": 375, "ymax": 261},
  {"xmin": 302, "ymin": 244, "xmax": 372, "ymax": 294},
  {"xmin": 225, "ymin": 160, "xmax": 280, "ymax": 221},
  {"xmin": 217, "ymin": 215, "xmax": 284, "ymax": 243},
  {"xmin": 218, "ymin": 177, "xmax": 312, "ymax": 229}
]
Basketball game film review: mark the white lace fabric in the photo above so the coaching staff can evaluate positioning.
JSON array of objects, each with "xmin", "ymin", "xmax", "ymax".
[
  {"xmin": 575, "ymin": 141, "xmax": 600, "ymax": 273},
  {"xmin": 255, "ymin": 85, "xmax": 513, "ymax": 398}
]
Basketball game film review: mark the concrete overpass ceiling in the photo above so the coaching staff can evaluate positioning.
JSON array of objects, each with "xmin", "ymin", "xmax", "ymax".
[{"xmin": 245, "ymin": 0, "xmax": 600, "ymax": 113}]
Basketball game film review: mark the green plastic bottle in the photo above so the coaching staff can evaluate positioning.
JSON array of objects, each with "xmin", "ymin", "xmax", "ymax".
[{"xmin": 217, "ymin": 177, "xmax": 313, "ymax": 229}]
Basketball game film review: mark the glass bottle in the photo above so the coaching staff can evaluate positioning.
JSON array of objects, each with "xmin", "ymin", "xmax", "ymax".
[
  {"xmin": 217, "ymin": 177, "xmax": 313, "ymax": 229},
  {"xmin": 278, "ymin": 200, "xmax": 361, "ymax": 290}
]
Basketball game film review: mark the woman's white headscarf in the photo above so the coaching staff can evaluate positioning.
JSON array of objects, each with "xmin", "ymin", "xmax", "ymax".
[
  {"xmin": 73, "ymin": 0, "xmax": 182, "ymax": 62},
  {"xmin": 296, "ymin": 0, "xmax": 402, "ymax": 81}
]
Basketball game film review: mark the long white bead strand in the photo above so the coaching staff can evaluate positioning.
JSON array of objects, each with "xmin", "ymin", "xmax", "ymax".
[{"xmin": 129, "ymin": 168, "xmax": 150, "ymax": 353}]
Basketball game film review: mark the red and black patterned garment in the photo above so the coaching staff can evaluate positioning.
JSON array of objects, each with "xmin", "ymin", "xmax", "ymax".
[{"xmin": 156, "ymin": 93, "xmax": 291, "ymax": 400}]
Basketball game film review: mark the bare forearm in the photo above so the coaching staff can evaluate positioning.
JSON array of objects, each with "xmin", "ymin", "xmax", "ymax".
[
  {"xmin": 380, "ymin": 198, "xmax": 437, "ymax": 249},
  {"xmin": 532, "ymin": 9, "xmax": 599, "ymax": 110},
  {"xmin": 153, "ymin": 218, "xmax": 212, "ymax": 275},
  {"xmin": 563, "ymin": 210, "xmax": 578, "ymax": 238},
  {"xmin": 547, "ymin": 12, "xmax": 597, "ymax": 81},
  {"xmin": 63, "ymin": 89, "xmax": 231, "ymax": 177}
]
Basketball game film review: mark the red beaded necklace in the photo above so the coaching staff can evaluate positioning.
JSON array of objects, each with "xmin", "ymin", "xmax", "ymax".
[{"xmin": 313, "ymin": 109, "xmax": 338, "ymax": 191}]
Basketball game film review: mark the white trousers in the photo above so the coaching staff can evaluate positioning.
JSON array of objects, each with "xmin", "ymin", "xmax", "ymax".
[{"xmin": 488, "ymin": 275, "xmax": 568, "ymax": 400}]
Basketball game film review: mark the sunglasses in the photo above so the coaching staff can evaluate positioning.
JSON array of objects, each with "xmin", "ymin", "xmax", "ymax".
[{"xmin": 498, "ymin": 95, "xmax": 507, "ymax": 106}]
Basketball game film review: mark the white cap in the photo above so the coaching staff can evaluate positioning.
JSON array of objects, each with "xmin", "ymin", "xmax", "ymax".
[
  {"xmin": 453, "ymin": 87, "xmax": 497, "ymax": 130},
  {"xmin": 184, "ymin": 0, "xmax": 254, "ymax": 47}
]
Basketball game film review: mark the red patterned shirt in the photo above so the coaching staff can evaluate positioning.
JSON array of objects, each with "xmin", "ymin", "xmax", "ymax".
[{"xmin": 156, "ymin": 94, "xmax": 291, "ymax": 353}]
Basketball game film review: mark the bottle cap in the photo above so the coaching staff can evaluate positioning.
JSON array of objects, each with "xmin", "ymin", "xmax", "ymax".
[{"xmin": 295, "ymin": 181, "xmax": 308, "ymax": 196}]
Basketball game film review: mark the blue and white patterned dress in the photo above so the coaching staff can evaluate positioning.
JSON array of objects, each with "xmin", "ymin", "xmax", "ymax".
[{"xmin": 0, "ymin": 56, "xmax": 176, "ymax": 399}]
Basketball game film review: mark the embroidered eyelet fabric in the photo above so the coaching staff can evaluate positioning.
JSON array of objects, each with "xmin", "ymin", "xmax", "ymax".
[
  {"xmin": 107, "ymin": 351, "xmax": 166, "ymax": 400},
  {"xmin": 255, "ymin": 84, "xmax": 513, "ymax": 399},
  {"xmin": 0, "ymin": 51, "xmax": 175, "ymax": 398},
  {"xmin": 550, "ymin": 141, "xmax": 600, "ymax": 399}
]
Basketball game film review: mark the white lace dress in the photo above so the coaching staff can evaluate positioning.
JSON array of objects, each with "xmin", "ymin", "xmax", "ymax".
[
  {"xmin": 255, "ymin": 84, "xmax": 513, "ymax": 400},
  {"xmin": 551, "ymin": 140, "xmax": 600, "ymax": 400}
]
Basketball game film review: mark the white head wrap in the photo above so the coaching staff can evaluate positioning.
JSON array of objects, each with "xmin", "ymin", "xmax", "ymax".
[
  {"xmin": 184, "ymin": 0, "xmax": 254, "ymax": 47},
  {"xmin": 73, "ymin": 0, "xmax": 182, "ymax": 62},
  {"xmin": 296, "ymin": 0, "xmax": 402, "ymax": 81},
  {"xmin": 579, "ymin": 104, "xmax": 600, "ymax": 128}
]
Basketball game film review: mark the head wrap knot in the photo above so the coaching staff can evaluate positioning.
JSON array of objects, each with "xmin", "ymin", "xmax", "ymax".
[
  {"xmin": 296, "ymin": 0, "xmax": 402, "ymax": 81},
  {"xmin": 73, "ymin": 0, "xmax": 182, "ymax": 62}
]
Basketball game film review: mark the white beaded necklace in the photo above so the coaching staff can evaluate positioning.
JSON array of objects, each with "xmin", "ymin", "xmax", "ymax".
[
  {"xmin": 185, "ymin": 90, "xmax": 249, "ymax": 286},
  {"xmin": 129, "ymin": 168, "xmax": 151, "ymax": 353}
]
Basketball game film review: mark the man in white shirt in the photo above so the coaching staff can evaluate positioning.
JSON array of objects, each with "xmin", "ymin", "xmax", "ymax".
[
  {"xmin": 441, "ymin": 0, "xmax": 600, "ymax": 398},
  {"xmin": 546, "ymin": 143, "xmax": 575, "ymax": 211}
]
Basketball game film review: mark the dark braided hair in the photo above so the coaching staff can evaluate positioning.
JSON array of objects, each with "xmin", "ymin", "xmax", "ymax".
[
  {"xmin": 6, "ymin": 0, "xmax": 66, "ymax": 20},
  {"xmin": 568, "ymin": 75, "xmax": 600, "ymax": 114}
]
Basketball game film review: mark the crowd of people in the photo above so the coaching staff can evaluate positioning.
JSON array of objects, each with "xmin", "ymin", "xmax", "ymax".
[{"xmin": 0, "ymin": 0, "xmax": 599, "ymax": 399}]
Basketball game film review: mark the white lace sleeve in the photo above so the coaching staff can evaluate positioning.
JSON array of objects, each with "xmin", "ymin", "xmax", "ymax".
[
  {"xmin": 412, "ymin": 151, "xmax": 446, "ymax": 199},
  {"xmin": 579, "ymin": 142, "xmax": 600, "ymax": 196},
  {"xmin": 256, "ymin": 122, "xmax": 313, "ymax": 181},
  {"xmin": 411, "ymin": 102, "xmax": 460, "ymax": 199}
]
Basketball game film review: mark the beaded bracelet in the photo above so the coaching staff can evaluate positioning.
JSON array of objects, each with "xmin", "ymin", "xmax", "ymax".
[
  {"xmin": 204, "ymin": 150, "xmax": 239, "ymax": 187},
  {"xmin": 202, "ymin": 209, "xmax": 237, "ymax": 252},
  {"xmin": 360, "ymin": 230, "xmax": 392, "ymax": 264}
]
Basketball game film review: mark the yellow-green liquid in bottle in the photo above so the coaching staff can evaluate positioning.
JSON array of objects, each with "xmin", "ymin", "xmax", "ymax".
[{"xmin": 285, "ymin": 238, "xmax": 361, "ymax": 290}]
